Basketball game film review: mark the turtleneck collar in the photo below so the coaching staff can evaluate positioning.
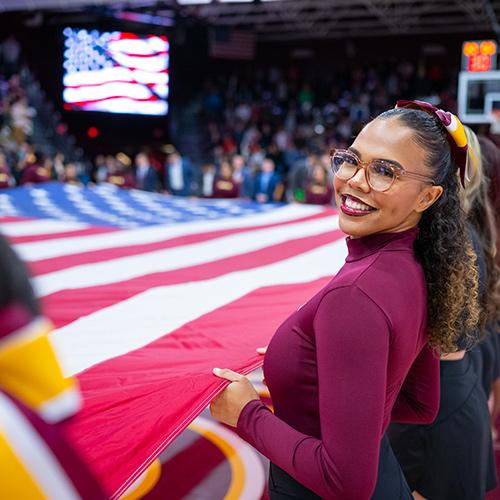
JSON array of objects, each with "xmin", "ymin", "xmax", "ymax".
[{"xmin": 345, "ymin": 227, "xmax": 419, "ymax": 262}]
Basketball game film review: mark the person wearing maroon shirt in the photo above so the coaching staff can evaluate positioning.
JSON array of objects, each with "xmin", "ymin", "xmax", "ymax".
[
  {"xmin": 20, "ymin": 154, "xmax": 52, "ymax": 185},
  {"xmin": 210, "ymin": 101, "xmax": 483, "ymax": 499},
  {"xmin": 212, "ymin": 161, "xmax": 240, "ymax": 199},
  {"xmin": 305, "ymin": 163, "xmax": 334, "ymax": 205}
]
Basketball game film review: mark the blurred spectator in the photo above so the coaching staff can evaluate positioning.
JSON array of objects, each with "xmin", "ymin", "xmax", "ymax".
[
  {"xmin": 305, "ymin": 163, "xmax": 334, "ymax": 205},
  {"xmin": 94, "ymin": 154, "xmax": 108, "ymax": 184},
  {"xmin": 197, "ymin": 163, "xmax": 216, "ymax": 198},
  {"xmin": 62, "ymin": 162, "xmax": 83, "ymax": 186},
  {"xmin": 1, "ymin": 36, "xmax": 20, "ymax": 77},
  {"xmin": 213, "ymin": 160, "xmax": 239, "ymax": 199},
  {"xmin": 231, "ymin": 154, "xmax": 253, "ymax": 199},
  {"xmin": 164, "ymin": 151, "xmax": 192, "ymax": 196},
  {"xmin": 106, "ymin": 153, "xmax": 135, "ymax": 189},
  {"xmin": 20, "ymin": 152, "xmax": 52, "ymax": 185},
  {"xmin": 253, "ymin": 158, "xmax": 282, "ymax": 203},
  {"xmin": 53, "ymin": 152, "xmax": 65, "ymax": 180},
  {"xmin": 9, "ymin": 96, "xmax": 35, "ymax": 145},
  {"xmin": 135, "ymin": 152, "xmax": 160, "ymax": 192},
  {"xmin": 0, "ymin": 153, "xmax": 14, "ymax": 188}
]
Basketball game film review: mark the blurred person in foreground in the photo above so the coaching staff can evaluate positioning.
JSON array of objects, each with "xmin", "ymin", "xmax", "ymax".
[{"xmin": 0, "ymin": 232, "xmax": 106, "ymax": 498}]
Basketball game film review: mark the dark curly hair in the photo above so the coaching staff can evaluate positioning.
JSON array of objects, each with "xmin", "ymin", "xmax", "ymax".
[{"xmin": 377, "ymin": 108, "xmax": 481, "ymax": 353}]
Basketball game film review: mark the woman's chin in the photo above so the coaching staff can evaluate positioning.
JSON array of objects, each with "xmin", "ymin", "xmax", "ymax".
[{"xmin": 339, "ymin": 214, "xmax": 376, "ymax": 239}]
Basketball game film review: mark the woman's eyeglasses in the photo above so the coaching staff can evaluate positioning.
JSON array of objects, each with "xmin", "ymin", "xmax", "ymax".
[{"xmin": 330, "ymin": 149, "xmax": 436, "ymax": 193}]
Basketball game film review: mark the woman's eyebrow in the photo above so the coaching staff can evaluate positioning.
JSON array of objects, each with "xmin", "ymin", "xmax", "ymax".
[
  {"xmin": 347, "ymin": 146, "xmax": 361, "ymax": 157},
  {"xmin": 348, "ymin": 147, "xmax": 405, "ymax": 170}
]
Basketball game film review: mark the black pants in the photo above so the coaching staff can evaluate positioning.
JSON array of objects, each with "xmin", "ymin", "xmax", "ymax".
[{"xmin": 268, "ymin": 435, "xmax": 412, "ymax": 499}]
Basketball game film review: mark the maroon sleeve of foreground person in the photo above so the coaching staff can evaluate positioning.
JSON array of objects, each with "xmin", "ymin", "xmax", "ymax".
[
  {"xmin": 237, "ymin": 286, "xmax": 392, "ymax": 500},
  {"xmin": 391, "ymin": 344, "xmax": 440, "ymax": 423}
]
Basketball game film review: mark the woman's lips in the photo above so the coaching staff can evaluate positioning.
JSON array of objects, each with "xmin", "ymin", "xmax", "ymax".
[{"xmin": 340, "ymin": 194, "xmax": 377, "ymax": 217}]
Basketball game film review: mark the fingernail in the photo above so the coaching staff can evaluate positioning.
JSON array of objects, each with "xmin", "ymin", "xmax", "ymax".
[{"xmin": 213, "ymin": 368, "xmax": 221, "ymax": 374}]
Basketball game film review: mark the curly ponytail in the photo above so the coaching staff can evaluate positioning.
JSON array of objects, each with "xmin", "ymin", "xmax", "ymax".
[{"xmin": 378, "ymin": 108, "xmax": 481, "ymax": 353}]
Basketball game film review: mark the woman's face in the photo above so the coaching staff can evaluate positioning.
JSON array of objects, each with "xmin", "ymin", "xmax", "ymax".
[
  {"xmin": 333, "ymin": 117, "xmax": 443, "ymax": 238},
  {"xmin": 312, "ymin": 165, "xmax": 326, "ymax": 183}
]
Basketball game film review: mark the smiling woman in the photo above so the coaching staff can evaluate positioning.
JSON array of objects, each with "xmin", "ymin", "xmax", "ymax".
[{"xmin": 210, "ymin": 101, "xmax": 483, "ymax": 500}]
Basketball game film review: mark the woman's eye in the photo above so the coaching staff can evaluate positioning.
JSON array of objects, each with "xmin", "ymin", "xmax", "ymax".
[
  {"xmin": 371, "ymin": 162, "xmax": 394, "ymax": 178},
  {"xmin": 340, "ymin": 154, "xmax": 358, "ymax": 167}
]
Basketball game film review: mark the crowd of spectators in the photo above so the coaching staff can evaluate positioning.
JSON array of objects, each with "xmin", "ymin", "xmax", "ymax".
[
  {"xmin": 0, "ymin": 39, "xmax": 460, "ymax": 208},
  {"xmin": 0, "ymin": 37, "xmax": 92, "ymax": 190}
]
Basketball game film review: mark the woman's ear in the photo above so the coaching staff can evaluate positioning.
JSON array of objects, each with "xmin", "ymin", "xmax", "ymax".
[{"xmin": 416, "ymin": 185, "xmax": 443, "ymax": 213}]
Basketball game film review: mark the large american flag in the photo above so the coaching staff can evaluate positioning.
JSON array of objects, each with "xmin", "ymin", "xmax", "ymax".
[
  {"xmin": 62, "ymin": 28, "xmax": 169, "ymax": 116},
  {"xmin": 0, "ymin": 183, "xmax": 346, "ymax": 498}
]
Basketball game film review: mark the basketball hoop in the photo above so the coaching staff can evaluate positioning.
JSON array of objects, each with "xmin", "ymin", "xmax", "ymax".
[{"xmin": 491, "ymin": 109, "xmax": 500, "ymax": 135}]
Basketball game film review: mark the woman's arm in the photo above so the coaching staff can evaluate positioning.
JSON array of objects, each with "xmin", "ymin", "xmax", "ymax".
[
  {"xmin": 235, "ymin": 286, "xmax": 390, "ymax": 500},
  {"xmin": 391, "ymin": 344, "xmax": 440, "ymax": 424}
]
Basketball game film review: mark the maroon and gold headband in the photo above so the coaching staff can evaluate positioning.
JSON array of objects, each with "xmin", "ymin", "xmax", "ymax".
[{"xmin": 395, "ymin": 100, "xmax": 469, "ymax": 188}]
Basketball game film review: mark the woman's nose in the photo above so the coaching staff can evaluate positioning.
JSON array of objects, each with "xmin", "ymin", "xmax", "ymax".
[{"xmin": 347, "ymin": 167, "xmax": 370, "ymax": 192}]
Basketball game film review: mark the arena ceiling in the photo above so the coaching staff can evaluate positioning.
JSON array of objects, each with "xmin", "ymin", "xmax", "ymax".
[{"xmin": 1, "ymin": 0, "xmax": 500, "ymax": 42}]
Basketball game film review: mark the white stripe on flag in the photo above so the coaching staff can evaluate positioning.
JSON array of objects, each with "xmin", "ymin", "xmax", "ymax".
[
  {"xmin": 63, "ymin": 82, "xmax": 165, "ymax": 104},
  {"xmin": 34, "ymin": 215, "xmax": 339, "ymax": 297},
  {"xmin": 15, "ymin": 204, "xmax": 323, "ymax": 261},
  {"xmin": 110, "ymin": 52, "xmax": 167, "ymax": 73},
  {"xmin": 50, "ymin": 238, "xmax": 347, "ymax": 376},
  {"xmin": 76, "ymin": 99, "xmax": 167, "ymax": 115},
  {"xmin": 1, "ymin": 220, "xmax": 89, "ymax": 237},
  {"xmin": 63, "ymin": 66, "xmax": 168, "ymax": 87}
]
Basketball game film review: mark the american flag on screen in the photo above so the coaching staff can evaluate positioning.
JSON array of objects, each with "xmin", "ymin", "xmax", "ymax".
[
  {"xmin": 0, "ymin": 183, "xmax": 345, "ymax": 498},
  {"xmin": 62, "ymin": 28, "xmax": 169, "ymax": 115}
]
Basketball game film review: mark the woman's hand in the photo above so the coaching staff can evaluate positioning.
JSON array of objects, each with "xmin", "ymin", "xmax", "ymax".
[{"xmin": 210, "ymin": 368, "xmax": 260, "ymax": 427}]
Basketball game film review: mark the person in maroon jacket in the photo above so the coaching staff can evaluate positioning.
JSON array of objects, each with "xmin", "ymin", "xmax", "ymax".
[
  {"xmin": 210, "ymin": 102, "xmax": 483, "ymax": 499},
  {"xmin": 106, "ymin": 153, "xmax": 136, "ymax": 189},
  {"xmin": 20, "ymin": 153, "xmax": 52, "ymax": 185},
  {"xmin": 305, "ymin": 163, "xmax": 334, "ymax": 205},
  {"xmin": 212, "ymin": 160, "xmax": 239, "ymax": 199}
]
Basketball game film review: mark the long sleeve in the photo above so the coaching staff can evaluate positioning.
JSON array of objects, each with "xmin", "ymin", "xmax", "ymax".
[
  {"xmin": 391, "ymin": 344, "xmax": 440, "ymax": 424},
  {"xmin": 237, "ymin": 286, "xmax": 390, "ymax": 500}
]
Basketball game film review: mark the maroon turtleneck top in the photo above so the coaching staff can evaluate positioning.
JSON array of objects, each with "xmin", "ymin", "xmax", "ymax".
[{"xmin": 237, "ymin": 227, "xmax": 440, "ymax": 499}]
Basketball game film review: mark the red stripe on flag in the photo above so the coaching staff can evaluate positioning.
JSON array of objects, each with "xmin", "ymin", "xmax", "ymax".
[
  {"xmin": 0, "ymin": 216, "xmax": 35, "ymax": 223},
  {"xmin": 111, "ymin": 51, "xmax": 168, "ymax": 58},
  {"xmin": 42, "ymin": 230, "xmax": 343, "ymax": 328},
  {"xmin": 70, "ymin": 95, "xmax": 159, "ymax": 106},
  {"xmin": 66, "ymin": 277, "xmax": 331, "ymax": 498},
  {"xmin": 30, "ymin": 211, "xmax": 334, "ymax": 275},
  {"xmin": 8, "ymin": 226, "xmax": 120, "ymax": 245}
]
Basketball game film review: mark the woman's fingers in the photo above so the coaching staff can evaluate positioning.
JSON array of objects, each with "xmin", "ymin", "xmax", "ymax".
[
  {"xmin": 213, "ymin": 367, "xmax": 243, "ymax": 382},
  {"xmin": 256, "ymin": 346, "xmax": 267, "ymax": 355}
]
